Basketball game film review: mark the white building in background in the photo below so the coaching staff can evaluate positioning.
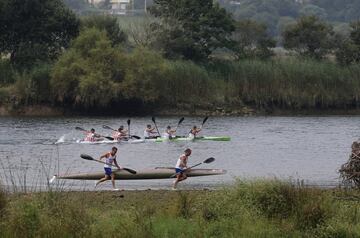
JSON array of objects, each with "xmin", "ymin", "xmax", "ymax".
[
  {"xmin": 110, "ymin": 0, "xmax": 132, "ymax": 15},
  {"xmin": 88, "ymin": 0, "xmax": 103, "ymax": 5}
]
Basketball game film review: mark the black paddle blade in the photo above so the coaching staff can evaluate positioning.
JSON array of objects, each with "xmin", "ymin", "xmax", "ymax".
[
  {"xmin": 80, "ymin": 154, "xmax": 95, "ymax": 161},
  {"xmin": 204, "ymin": 157, "xmax": 215, "ymax": 164},
  {"xmin": 127, "ymin": 119, "xmax": 131, "ymax": 125},
  {"xmin": 202, "ymin": 116, "xmax": 209, "ymax": 125},
  {"xmin": 75, "ymin": 127, "xmax": 86, "ymax": 131},
  {"xmin": 123, "ymin": 168, "xmax": 137, "ymax": 174},
  {"xmin": 151, "ymin": 116, "xmax": 156, "ymax": 123},
  {"xmin": 131, "ymin": 135, "xmax": 141, "ymax": 139},
  {"xmin": 178, "ymin": 117, "xmax": 185, "ymax": 125},
  {"xmin": 105, "ymin": 136, "xmax": 115, "ymax": 141},
  {"xmin": 102, "ymin": 125, "xmax": 112, "ymax": 130}
]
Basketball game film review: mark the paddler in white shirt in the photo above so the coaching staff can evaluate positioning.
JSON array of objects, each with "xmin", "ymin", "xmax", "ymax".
[
  {"xmin": 84, "ymin": 128, "xmax": 102, "ymax": 142},
  {"xmin": 173, "ymin": 148, "xmax": 192, "ymax": 189},
  {"xmin": 189, "ymin": 125, "xmax": 201, "ymax": 139},
  {"xmin": 95, "ymin": 147, "xmax": 121, "ymax": 190},
  {"xmin": 112, "ymin": 126, "xmax": 128, "ymax": 141},
  {"xmin": 144, "ymin": 124, "xmax": 158, "ymax": 139},
  {"xmin": 163, "ymin": 125, "xmax": 176, "ymax": 139}
]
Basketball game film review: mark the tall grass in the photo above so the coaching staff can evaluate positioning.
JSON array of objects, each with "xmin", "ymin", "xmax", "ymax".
[
  {"xmin": 4, "ymin": 54, "xmax": 360, "ymax": 113},
  {"xmin": 210, "ymin": 59, "xmax": 360, "ymax": 110},
  {"xmin": 1, "ymin": 180, "xmax": 360, "ymax": 237}
]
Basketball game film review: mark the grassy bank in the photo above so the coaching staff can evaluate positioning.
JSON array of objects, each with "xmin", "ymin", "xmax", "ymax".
[
  {"xmin": 2, "ymin": 56, "xmax": 360, "ymax": 116},
  {"xmin": 1, "ymin": 180, "xmax": 360, "ymax": 237}
]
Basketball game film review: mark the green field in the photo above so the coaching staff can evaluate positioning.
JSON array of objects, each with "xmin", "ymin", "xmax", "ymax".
[{"xmin": 1, "ymin": 180, "xmax": 360, "ymax": 237}]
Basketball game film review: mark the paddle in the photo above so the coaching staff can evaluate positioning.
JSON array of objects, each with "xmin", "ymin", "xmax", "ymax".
[
  {"xmin": 80, "ymin": 154, "xmax": 137, "ymax": 174},
  {"xmin": 75, "ymin": 127, "xmax": 114, "ymax": 141},
  {"xmin": 102, "ymin": 125, "xmax": 141, "ymax": 140},
  {"xmin": 200, "ymin": 116, "xmax": 209, "ymax": 129},
  {"xmin": 127, "ymin": 119, "xmax": 131, "ymax": 138},
  {"xmin": 170, "ymin": 157, "xmax": 215, "ymax": 178},
  {"xmin": 152, "ymin": 116, "xmax": 161, "ymax": 137},
  {"xmin": 174, "ymin": 117, "xmax": 185, "ymax": 131}
]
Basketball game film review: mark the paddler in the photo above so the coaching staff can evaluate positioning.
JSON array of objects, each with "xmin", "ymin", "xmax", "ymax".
[
  {"xmin": 112, "ymin": 126, "xmax": 128, "ymax": 141},
  {"xmin": 84, "ymin": 128, "xmax": 101, "ymax": 142},
  {"xmin": 144, "ymin": 124, "xmax": 158, "ymax": 139},
  {"xmin": 173, "ymin": 148, "xmax": 192, "ymax": 189},
  {"xmin": 112, "ymin": 125, "xmax": 128, "ymax": 140},
  {"xmin": 189, "ymin": 125, "xmax": 201, "ymax": 138},
  {"xmin": 164, "ymin": 125, "xmax": 176, "ymax": 139},
  {"xmin": 95, "ymin": 147, "xmax": 121, "ymax": 190}
]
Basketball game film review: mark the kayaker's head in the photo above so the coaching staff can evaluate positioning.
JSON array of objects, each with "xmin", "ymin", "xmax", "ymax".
[
  {"xmin": 193, "ymin": 126, "xmax": 197, "ymax": 130},
  {"xmin": 184, "ymin": 148, "xmax": 192, "ymax": 156},
  {"xmin": 90, "ymin": 128, "xmax": 95, "ymax": 133},
  {"xmin": 167, "ymin": 126, "xmax": 171, "ymax": 130},
  {"xmin": 119, "ymin": 125, "xmax": 124, "ymax": 131},
  {"xmin": 147, "ymin": 124, "xmax": 151, "ymax": 129},
  {"xmin": 111, "ymin": 147, "xmax": 118, "ymax": 155}
]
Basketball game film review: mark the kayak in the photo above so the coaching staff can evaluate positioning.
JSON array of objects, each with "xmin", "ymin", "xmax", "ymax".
[
  {"xmin": 53, "ymin": 168, "xmax": 227, "ymax": 180},
  {"xmin": 151, "ymin": 136, "xmax": 231, "ymax": 142},
  {"xmin": 76, "ymin": 139, "xmax": 145, "ymax": 144}
]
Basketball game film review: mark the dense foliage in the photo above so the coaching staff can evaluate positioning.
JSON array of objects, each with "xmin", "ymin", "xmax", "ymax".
[
  {"xmin": 1, "ymin": 0, "xmax": 360, "ymax": 114},
  {"xmin": 0, "ymin": 0, "xmax": 80, "ymax": 68},
  {"xmin": 219, "ymin": 0, "xmax": 360, "ymax": 37},
  {"xmin": 283, "ymin": 16, "xmax": 334, "ymax": 59},
  {"xmin": 1, "ymin": 181, "xmax": 360, "ymax": 237},
  {"xmin": 150, "ymin": 0, "xmax": 235, "ymax": 61}
]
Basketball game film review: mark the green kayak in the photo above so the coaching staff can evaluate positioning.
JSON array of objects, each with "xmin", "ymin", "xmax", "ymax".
[{"xmin": 153, "ymin": 136, "xmax": 231, "ymax": 142}]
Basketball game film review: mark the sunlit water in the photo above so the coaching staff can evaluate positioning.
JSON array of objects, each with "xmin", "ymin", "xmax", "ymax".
[{"xmin": 0, "ymin": 116, "xmax": 358, "ymax": 191}]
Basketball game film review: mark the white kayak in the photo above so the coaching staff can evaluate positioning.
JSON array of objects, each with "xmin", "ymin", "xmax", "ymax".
[
  {"xmin": 76, "ymin": 139, "xmax": 145, "ymax": 144},
  {"xmin": 52, "ymin": 168, "xmax": 227, "ymax": 180}
]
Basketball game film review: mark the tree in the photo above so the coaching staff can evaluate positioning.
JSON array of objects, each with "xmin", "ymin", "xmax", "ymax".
[
  {"xmin": 81, "ymin": 15, "xmax": 127, "ymax": 46},
  {"xmin": 150, "ymin": 0, "xmax": 235, "ymax": 61},
  {"xmin": 0, "ymin": 0, "xmax": 79, "ymax": 68},
  {"xmin": 51, "ymin": 28, "xmax": 126, "ymax": 108},
  {"xmin": 336, "ymin": 21, "xmax": 360, "ymax": 65},
  {"xmin": 299, "ymin": 4, "xmax": 328, "ymax": 20},
  {"xmin": 282, "ymin": 16, "xmax": 334, "ymax": 59},
  {"xmin": 121, "ymin": 47, "xmax": 168, "ymax": 102},
  {"xmin": 233, "ymin": 20, "xmax": 275, "ymax": 60}
]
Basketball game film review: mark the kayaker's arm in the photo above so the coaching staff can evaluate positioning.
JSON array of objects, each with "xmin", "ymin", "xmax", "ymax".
[
  {"xmin": 179, "ymin": 156, "xmax": 187, "ymax": 169},
  {"xmin": 99, "ymin": 153, "xmax": 108, "ymax": 161},
  {"xmin": 114, "ymin": 158, "xmax": 121, "ymax": 170}
]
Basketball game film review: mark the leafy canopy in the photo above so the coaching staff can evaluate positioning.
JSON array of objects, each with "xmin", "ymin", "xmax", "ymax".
[
  {"xmin": 51, "ymin": 28, "xmax": 126, "ymax": 108},
  {"xmin": 150, "ymin": 0, "xmax": 235, "ymax": 61},
  {"xmin": 0, "ymin": 0, "xmax": 79, "ymax": 67},
  {"xmin": 282, "ymin": 16, "xmax": 334, "ymax": 59}
]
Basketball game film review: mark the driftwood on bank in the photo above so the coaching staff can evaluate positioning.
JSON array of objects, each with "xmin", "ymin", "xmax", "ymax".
[{"xmin": 339, "ymin": 141, "xmax": 360, "ymax": 187}]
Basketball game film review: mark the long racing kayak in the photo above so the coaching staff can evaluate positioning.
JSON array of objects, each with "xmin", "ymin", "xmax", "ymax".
[
  {"xmin": 76, "ymin": 139, "xmax": 145, "ymax": 144},
  {"xmin": 53, "ymin": 168, "xmax": 226, "ymax": 180},
  {"xmin": 151, "ymin": 136, "xmax": 231, "ymax": 142}
]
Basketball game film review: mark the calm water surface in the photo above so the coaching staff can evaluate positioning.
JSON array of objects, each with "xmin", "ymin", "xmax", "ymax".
[{"xmin": 0, "ymin": 116, "xmax": 358, "ymax": 190}]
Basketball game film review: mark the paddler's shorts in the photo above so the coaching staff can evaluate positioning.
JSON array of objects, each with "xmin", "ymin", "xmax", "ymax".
[
  {"xmin": 175, "ymin": 168, "xmax": 184, "ymax": 174},
  {"xmin": 104, "ymin": 168, "xmax": 112, "ymax": 176}
]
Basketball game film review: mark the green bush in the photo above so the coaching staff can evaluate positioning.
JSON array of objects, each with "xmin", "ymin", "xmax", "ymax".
[
  {"xmin": 0, "ymin": 59, "xmax": 15, "ymax": 86},
  {"xmin": 51, "ymin": 28, "xmax": 126, "ymax": 108},
  {"xmin": 0, "ymin": 183, "xmax": 6, "ymax": 217},
  {"xmin": 13, "ymin": 63, "xmax": 52, "ymax": 105}
]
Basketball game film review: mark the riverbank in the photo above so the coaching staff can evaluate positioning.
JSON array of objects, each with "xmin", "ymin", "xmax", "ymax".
[
  {"xmin": 1, "ymin": 180, "xmax": 360, "ymax": 237},
  {"xmin": 4, "ymin": 104, "xmax": 360, "ymax": 117}
]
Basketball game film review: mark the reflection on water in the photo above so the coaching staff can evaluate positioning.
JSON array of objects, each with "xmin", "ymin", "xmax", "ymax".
[{"xmin": 0, "ymin": 116, "xmax": 358, "ymax": 190}]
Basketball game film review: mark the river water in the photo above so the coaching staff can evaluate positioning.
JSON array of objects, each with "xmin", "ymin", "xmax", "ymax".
[{"xmin": 0, "ymin": 116, "xmax": 357, "ymax": 191}]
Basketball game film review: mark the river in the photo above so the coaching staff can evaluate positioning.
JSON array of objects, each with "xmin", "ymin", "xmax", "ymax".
[{"xmin": 0, "ymin": 116, "xmax": 357, "ymax": 191}]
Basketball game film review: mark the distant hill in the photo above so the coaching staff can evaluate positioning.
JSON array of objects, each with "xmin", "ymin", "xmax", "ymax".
[
  {"xmin": 62, "ymin": 0, "xmax": 360, "ymax": 37},
  {"xmin": 218, "ymin": 0, "xmax": 360, "ymax": 36}
]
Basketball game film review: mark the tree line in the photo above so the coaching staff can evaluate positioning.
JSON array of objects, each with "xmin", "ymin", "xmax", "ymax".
[{"xmin": 1, "ymin": 0, "xmax": 360, "ymax": 114}]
